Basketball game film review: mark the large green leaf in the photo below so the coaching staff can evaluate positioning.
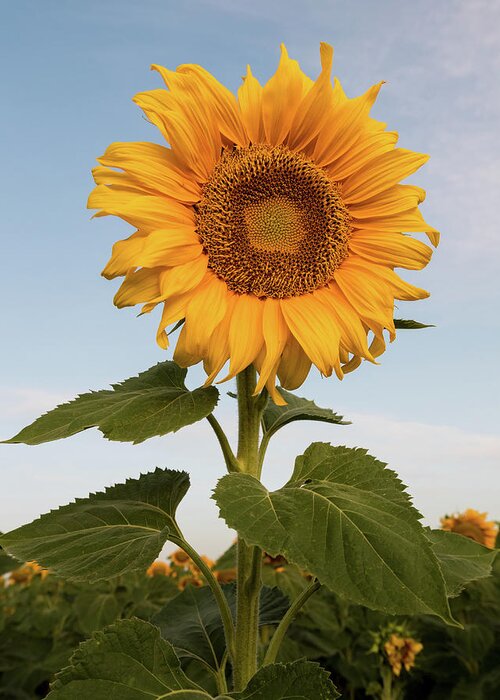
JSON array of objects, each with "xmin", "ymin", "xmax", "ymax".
[
  {"xmin": 394, "ymin": 318, "xmax": 434, "ymax": 329},
  {"xmin": 228, "ymin": 660, "xmax": 339, "ymax": 699},
  {"xmin": 0, "ymin": 469, "xmax": 188, "ymax": 582},
  {"xmin": 46, "ymin": 619, "xmax": 338, "ymax": 700},
  {"xmin": 214, "ymin": 443, "xmax": 455, "ymax": 623},
  {"xmin": 426, "ymin": 529, "xmax": 497, "ymax": 597},
  {"xmin": 153, "ymin": 584, "xmax": 288, "ymax": 675},
  {"xmin": 47, "ymin": 618, "xmax": 211, "ymax": 699},
  {"xmin": 74, "ymin": 591, "xmax": 121, "ymax": 635},
  {"xmin": 262, "ymin": 389, "xmax": 349, "ymax": 440},
  {"xmin": 4, "ymin": 361, "xmax": 218, "ymax": 445}
]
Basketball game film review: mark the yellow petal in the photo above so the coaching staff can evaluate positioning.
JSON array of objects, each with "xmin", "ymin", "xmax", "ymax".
[
  {"xmin": 203, "ymin": 293, "xmax": 237, "ymax": 384},
  {"xmin": 97, "ymin": 142, "xmax": 201, "ymax": 203},
  {"xmin": 277, "ymin": 334, "xmax": 312, "ymax": 390},
  {"xmin": 113, "ymin": 268, "xmax": 162, "ymax": 308},
  {"xmin": 184, "ymin": 273, "xmax": 229, "ymax": 355},
  {"xmin": 342, "ymin": 354, "xmax": 362, "ymax": 374},
  {"xmin": 133, "ymin": 88, "xmax": 220, "ymax": 182},
  {"xmin": 349, "ymin": 231, "xmax": 433, "ymax": 270},
  {"xmin": 135, "ymin": 227, "xmax": 203, "ymax": 268},
  {"xmin": 313, "ymin": 81, "xmax": 384, "ymax": 167},
  {"xmin": 225, "ymin": 294, "xmax": 264, "ymax": 378},
  {"xmin": 352, "ymin": 259, "xmax": 430, "ymax": 301},
  {"xmin": 325, "ymin": 130, "xmax": 398, "ymax": 181},
  {"xmin": 315, "ymin": 286, "xmax": 375, "ymax": 361},
  {"xmin": 102, "ymin": 231, "xmax": 147, "ymax": 280},
  {"xmin": 348, "ymin": 184, "xmax": 426, "ymax": 218},
  {"xmin": 173, "ymin": 324, "xmax": 203, "ymax": 367},
  {"xmin": 159, "ymin": 255, "xmax": 208, "ymax": 299},
  {"xmin": 333, "ymin": 261, "xmax": 394, "ymax": 337},
  {"xmin": 155, "ymin": 289, "xmax": 196, "ymax": 349},
  {"xmin": 287, "ymin": 43, "xmax": 335, "ymax": 152},
  {"xmin": 92, "ymin": 166, "xmax": 146, "ymax": 193},
  {"xmin": 238, "ymin": 65, "xmax": 265, "ymax": 144},
  {"xmin": 342, "ymin": 149, "xmax": 430, "ymax": 204},
  {"xmin": 176, "ymin": 63, "xmax": 249, "ymax": 146},
  {"xmin": 88, "ymin": 184, "xmax": 195, "ymax": 232},
  {"xmin": 262, "ymin": 44, "xmax": 310, "ymax": 146},
  {"xmin": 253, "ymin": 298, "xmax": 290, "ymax": 395},
  {"xmin": 281, "ymin": 295, "xmax": 342, "ymax": 378}
]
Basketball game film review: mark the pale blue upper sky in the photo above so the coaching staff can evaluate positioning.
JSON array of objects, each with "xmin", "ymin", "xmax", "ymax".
[{"xmin": 1, "ymin": 0, "xmax": 499, "ymax": 555}]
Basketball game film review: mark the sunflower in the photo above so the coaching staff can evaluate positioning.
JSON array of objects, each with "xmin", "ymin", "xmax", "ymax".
[
  {"xmin": 146, "ymin": 560, "xmax": 170, "ymax": 577},
  {"xmin": 88, "ymin": 43, "xmax": 437, "ymax": 403},
  {"xmin": 384, "ymin": 634, "xmax": 423, "ymax": 677},
  {"xmin": 441, "ymin": 509, "xmax": 498, "ymax": 549}
]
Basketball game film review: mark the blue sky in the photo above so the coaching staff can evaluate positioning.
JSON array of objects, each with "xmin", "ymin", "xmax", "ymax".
[{"xmin": 1, "ymin": 0, "xmax": 499, "ymax": 555}]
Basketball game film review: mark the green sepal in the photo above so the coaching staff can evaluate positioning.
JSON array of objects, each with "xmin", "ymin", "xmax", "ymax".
[
  {"xmin": 262, "ymin": 389, "xmax": 349, "ymax": 440},
  {"xmin": 394, "ymin": 318, "xmax": 435, "ymax": 329}
]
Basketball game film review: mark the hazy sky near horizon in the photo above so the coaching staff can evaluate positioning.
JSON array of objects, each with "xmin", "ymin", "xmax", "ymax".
[{"xmin": 1, "ymin": 0, "xmax": 499, "ymax": 556}]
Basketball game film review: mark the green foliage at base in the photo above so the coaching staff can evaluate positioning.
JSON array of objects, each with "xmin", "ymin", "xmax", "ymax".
[{"xmin": 1, "ymin": 548, "xmax": 498, "ymax": 699}]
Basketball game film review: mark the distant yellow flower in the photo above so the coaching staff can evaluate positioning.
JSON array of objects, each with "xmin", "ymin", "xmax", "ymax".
[
  {"xmin": 178, "ymin": 575, "xmax": 204, "ymax": 591},
  {"xmin": 441, "ymin": 509, "xmax": 498, "ymax": 549},
  {"xmin": 8, "ymin": 561, "xmax": 48, "ymax": 584},
  {"xmin": 89, "ymin": 43, "xmax": 437, "ymax": 402},
  {"xmin": 215, "ymin": 568, "xmax": 237, "ymax": 584},
  {"xmin": 384, "ymin": 634, "xmax": 423, "ymax": 676},
  {"xmin": 146, "ymin": 560, "xmax": 170, "ymax": 577},
  {"xmin": 168, "ymin": 549, "xmax": 191, "ymax": 567}
]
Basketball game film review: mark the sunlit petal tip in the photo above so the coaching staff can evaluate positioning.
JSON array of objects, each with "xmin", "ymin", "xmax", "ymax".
[{"xmin": 319, "ymin": 42, "xmax": 334, "ymax": 71}]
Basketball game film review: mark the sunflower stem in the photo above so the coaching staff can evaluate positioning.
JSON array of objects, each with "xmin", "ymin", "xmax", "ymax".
[
  {"xmin": 206, "ymin": 413, "xmax": 240, "ymax": 473},
  {"xmin": 169, "ymin": 534, "xmax": 235, "ymax": 663},
  {"xmin": 233, "ymin": 366, "xmax": 264, "ymax": 691},
  {"xmin": 263, "ymin": 579, "xmax": 321, "ymax": 666}
]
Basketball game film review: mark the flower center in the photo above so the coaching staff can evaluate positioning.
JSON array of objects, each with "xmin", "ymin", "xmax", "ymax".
[{"xmin": 195, "ymin": 145, "xmax": 351, "ymax": 298}]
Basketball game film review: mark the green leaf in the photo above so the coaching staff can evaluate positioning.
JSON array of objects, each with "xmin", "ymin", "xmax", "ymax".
[
  {"xmin": 4, "ymin": 361, "xmax": 218, "ymax": 445},
  {"xmin": 0, "ymin": 468, "xmax": 188, "ymax": 582},
  {"xmin": 74, "ymin": 591, "xmax": 121, "ymax": 635},
  {"xmin": 394, "ymin": 318, "xmax": 435, "ymax": 329},
  {"xmin": 47, "ymin": 618, "xmax": 211, "ymax": 699},
  {"xmin": 262, "ymin": 389, "xmax": 349, "ymax": 440},
  {"xmin": 426, "ymin": 529, "xmax": 497, "ymax": 597},
  {"xmin": 0, "ymin": 542, "xmax": 21, "ymax": 575},
  {"xmin": 153, "ymin": 584, "xmax": 289, "ymax": 674},
  {"xmin": 214, "ymin": 443, "xmax": 455, "ymax": 623},
  {"xmin": 228, "ymin": 660, "xmax": 339, "ymax": 699}
]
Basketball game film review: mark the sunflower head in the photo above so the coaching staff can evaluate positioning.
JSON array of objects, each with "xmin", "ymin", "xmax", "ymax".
[
  {"xmin": 8, "ymin": 560, "xmax": 48, "ymax": 584},
  {"xmin": 384, "ymin": 634, "xmax": 423, "ymax": 676},
  {"xmin": 89, "ymin": 43, "xmax": 438, "ymax": 402},
  {"xmin": 168, "ymin": 548, "xmax": 191, "ymax": 568},
  {"xmin": 441, "ymin": 509, "xmax": 498, "ymax": 549},
  {"xmin": 146, "ymin": 560, "xmax": 170, "ymax": 577}
]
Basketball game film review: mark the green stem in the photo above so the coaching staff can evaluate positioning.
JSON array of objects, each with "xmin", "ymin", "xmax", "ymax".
[
  {"xmin": 233, "ymin": 366, "xmax": 264, "ymax": 691},
  {"xmin": 217, "ymin": 651, "xmax": 229, "ymax": 695},
  {"xmin": 169, "ymin": 535, "xmax": 235, "ymax": 661},
  {"xmin": 206, "ymin": 413, "xmax": 240, "ymax": 473},
  {"xmin": 263, "ymin": 579, "xmax": 321, "ymax": 666},
  {"xmin": 257, "ymin": 430, "xmax": 271, "ymax": 478}
]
